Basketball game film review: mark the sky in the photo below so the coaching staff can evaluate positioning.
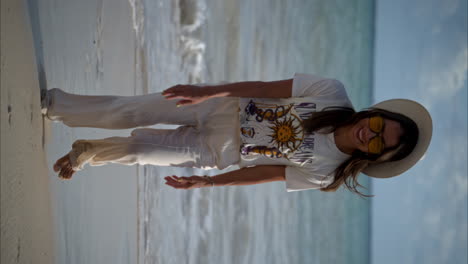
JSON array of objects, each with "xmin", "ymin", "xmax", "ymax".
[{"xmin": 371, "ymin": 0, "xmax": 467, "ymax": 264}]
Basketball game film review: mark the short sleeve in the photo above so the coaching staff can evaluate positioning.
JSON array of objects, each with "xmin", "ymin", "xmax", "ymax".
[
  {"xmin": 285, "ymin": 165, "xmax": 335, "ymax": 192},
  {"xmin": 292, "ymin": 73, "xmax": 348, "ymax": 100}
]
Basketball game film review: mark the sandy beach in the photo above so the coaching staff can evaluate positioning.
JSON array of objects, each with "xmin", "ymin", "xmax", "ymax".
[
  {"xmin": 1, "ymin": 0, "xmax": 56, "ymax": 263},
  {"xmin": 10, "ymin": 0, "xmax": 140, "ymax": 263}
]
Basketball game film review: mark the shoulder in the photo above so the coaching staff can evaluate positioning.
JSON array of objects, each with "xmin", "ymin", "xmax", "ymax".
[
  {"xmin": 284, "ymin": 165, "xmax": 336, "ymax": 192},
  {"xmin": 292, "ymin": 73, "xmax": 347, "ymax": 99}
]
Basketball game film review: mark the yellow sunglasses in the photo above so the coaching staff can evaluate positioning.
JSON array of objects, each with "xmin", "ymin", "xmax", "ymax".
[{"xmin": 368, "ymin": 116, "xmax": 385, "ymax": 155}]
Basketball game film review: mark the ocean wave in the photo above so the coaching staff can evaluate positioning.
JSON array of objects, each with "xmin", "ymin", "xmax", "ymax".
[
  {"xmin": 128, "ymin": 0, "xmax": 145, "ymax": 46},
  {"xmin": 179, "ymin": 35, "xmax": 206, "ymax": 83},
  {"xmin": 179, "ymin": 0, "xmax": 206, "ymax": 33},
  {"xmin": 128, "ymin": 0, "xmax": 148, "ymax": 95},
  {"xmin": 94, "ymin": 0, "xmax": 104, "ymax": 79},
  {"xmin": 177, "ymin": 0, "xmax": 207, "ymax": 83}
]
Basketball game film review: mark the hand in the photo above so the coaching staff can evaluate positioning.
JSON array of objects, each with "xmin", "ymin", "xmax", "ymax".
[
  {"xmin": 162, "ymin": 85, "xmax": 213, "ymax": 106},
  {"xmin": 164, "ymin": 175, "xmax": 211, "ymax": 189}
]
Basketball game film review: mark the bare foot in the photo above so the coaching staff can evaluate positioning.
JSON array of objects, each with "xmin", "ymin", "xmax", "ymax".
[
  {"xmin": 53, "ymin": 154, "xmax": 69, "ymax": 172},
  {"xmin": 60, "ymin": 165, "xmax": 75, "ymax": 179},
  {"xmin": 54, "ymin": 154, "xmax": 76, "ymax": 179}
]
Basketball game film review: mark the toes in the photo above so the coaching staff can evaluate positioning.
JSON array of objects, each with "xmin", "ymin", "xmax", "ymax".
[
  {"xmin": 59, "ymin": 166, "xmax": 74, "ymax": 180},
  {"xmin": 53, "ymin": 160, "xmax": 65, "ymax": 172},
  {"xmin": 68, "ymin": 169, "xmax": 76, "ymax": 179},
  {"xmin": 54, "ymin": 154, "xmax": 70, "ymax": 173},
  {"xmin": 65, "ymin": 167, "xmax": 74, "ymax": 178},
  {"xmin": 58, "ymin": 168, "xmax": 67, "ymax": 179},
  {"xmin": 58, "ymin": 171, "xmax": 66, "ymax": 179},
  {"xmin": 55, "ymin": 153, "xmax": 77, "ymax": 180},
  {"xmin": 65, "ymin": 166, "xmax": 76, "ymax": 179},
  {"xmin": 61, "ymin": 169, "xmax": 71, "ymax": 179},
  {"xmin": 61, "ymin": 154, "xmax": 70, "ymax": 163},
  {"xmin": 53, "ymin": 163, "xmax": 61, "ymax": 172}
]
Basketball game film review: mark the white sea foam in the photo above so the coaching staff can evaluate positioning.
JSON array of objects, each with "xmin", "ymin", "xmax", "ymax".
[
  {"xmin": 179, "ymin": 0, "xmax": 207, "ymax": 33},
  {"xmin": 94, "ymin": 0, "xmax": 104, "ymax": 78},
  {"xmin": 128, "ymin": 0, "xmax": 148, "ymax": 96},
  {"xmin": 177, "ymin": 0, "xmax": 208, "ymax": 83},
  {"xmin": 180, "ymin": 35, "xmax": 206, "ymax": 83},
  {"xmin": 128, "ymin": 0, "xmax": 145, "ymax": 46}
]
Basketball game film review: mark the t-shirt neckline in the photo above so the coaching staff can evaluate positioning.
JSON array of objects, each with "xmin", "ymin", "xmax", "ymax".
[{"xmin": 330, "ymin": 132, "xmax": 352, "ymax": 158}]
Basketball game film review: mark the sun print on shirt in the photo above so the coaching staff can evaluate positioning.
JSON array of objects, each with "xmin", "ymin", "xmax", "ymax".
[
  {"xmin": 268, "ymin": 114, "xmax": 303, "ymax": 152},
  {"xmin": 240, "ymin": 100, "xmax": 306, "ymax": 159}
]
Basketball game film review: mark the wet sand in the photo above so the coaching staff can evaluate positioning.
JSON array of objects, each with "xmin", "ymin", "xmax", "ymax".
[
  {"xmin": 20, "ymin": 0, "xmax": 140, "ymax": 262},
  {"xmin": 1, "ymin": 0, "xmax": 56, "ymax": 263}
]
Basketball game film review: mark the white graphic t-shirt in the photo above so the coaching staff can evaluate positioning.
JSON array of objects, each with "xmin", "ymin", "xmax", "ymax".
[{"xmin": 238, "ymin": 73, "xmax": 353, "ymax": 192}]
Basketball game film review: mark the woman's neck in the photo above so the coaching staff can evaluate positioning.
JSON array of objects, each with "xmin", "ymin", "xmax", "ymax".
[{"xmin": 333, "ymin": 125, "xmax": 355, "ymax": 155}]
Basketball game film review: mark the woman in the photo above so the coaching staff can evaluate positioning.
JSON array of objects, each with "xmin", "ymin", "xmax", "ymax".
[{"xmin": 45, "ymin": 73, "xmax": 432, "ymax": 196}]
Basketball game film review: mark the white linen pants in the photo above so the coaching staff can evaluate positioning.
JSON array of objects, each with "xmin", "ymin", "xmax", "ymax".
[{"xmin": 45, "ymin": 88, "xmax": 241, "ymax": 171}]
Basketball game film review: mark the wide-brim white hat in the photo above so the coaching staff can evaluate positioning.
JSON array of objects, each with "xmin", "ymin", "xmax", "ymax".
[{"xmin": 362, "ymin": 99, "xmax": 433, "ymax": 178}]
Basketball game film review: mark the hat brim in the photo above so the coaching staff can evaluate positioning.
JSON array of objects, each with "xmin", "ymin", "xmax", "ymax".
[{"xmin": 362, "ymin": 99, "xmax": 433, "ymax": 178}]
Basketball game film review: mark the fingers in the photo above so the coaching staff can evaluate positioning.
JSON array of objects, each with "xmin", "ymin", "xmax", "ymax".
[
  {"xmin": 164, "ymin": 176, "xmax": 199, "ymax": 189},
  {"xmin": 163, "ymin": 94, "xmax": 186, "ymax": 100},
  {"xmin": 164, "ymin": 176, "xmax": 191, "ymax": 189},
  {"xmin": 162, "ymin": 85, "xmax": 186, "ymax": 98},
  {"xmin": 176, "ymin": 100, "xmax": 194, "ymax": 106},
  {"xmin": 164, "ymin": 177, "xmax": 179, "ymax": 188},
  {"xmin": 162, "ymin": 85, "xmax": 199, "ymax": 101},
  {"xmin": 161, "ymin": 87, "xmax": 177, "ymax": 96},
  {"xmin": 162, "ymin": 93, "xmax": 193, "ymax": 105}
]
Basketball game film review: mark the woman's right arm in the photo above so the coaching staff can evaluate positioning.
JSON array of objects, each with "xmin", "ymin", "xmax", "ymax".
[
  {"xmin": 207, "ymin": 79, "xmax": 293, "ymax": 98},
  {"xmin": 164, "ymin": 165, "xmax": 286, "ymax": 189},
  {"xmin": 162, "ymin": 79, "xmax": 293, "ymax": 106}
]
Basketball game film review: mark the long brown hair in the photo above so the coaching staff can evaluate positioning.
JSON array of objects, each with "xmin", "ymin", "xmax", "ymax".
[{"xmin": 303, "ymin": 107, "xmax": 419, "ymax": 197}]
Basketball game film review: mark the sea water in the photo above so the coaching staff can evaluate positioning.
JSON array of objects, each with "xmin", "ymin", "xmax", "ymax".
[{"xmin": 27, "ymin": 0, "xmax": 374, "ymax": 263}]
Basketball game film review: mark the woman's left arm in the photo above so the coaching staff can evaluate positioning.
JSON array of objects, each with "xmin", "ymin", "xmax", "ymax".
[
  {"xmin": 208, "ymin": 79, "xmax": 293, "ymax": 98},
  {"xmin": 162, "ymin": 79, "xmax": 293, "ymax": 106},
  {"xmin": 164, "ymin": 165, "xmax": 286, "ymax": 190}
]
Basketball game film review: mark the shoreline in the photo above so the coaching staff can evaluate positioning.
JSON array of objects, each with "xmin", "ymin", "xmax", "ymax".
[
  {"xmin": 24, "ymin": 0, "xmax": 141, "ymax": 262},
  {"xmin": 1, "ymin": 0, "xmax": 57, "ymax": 263}
]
